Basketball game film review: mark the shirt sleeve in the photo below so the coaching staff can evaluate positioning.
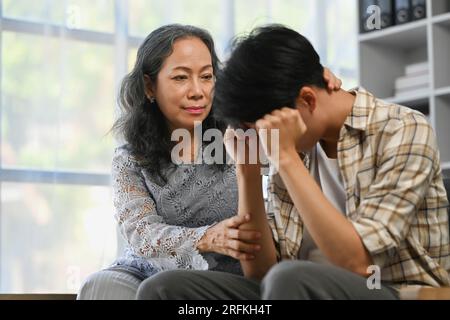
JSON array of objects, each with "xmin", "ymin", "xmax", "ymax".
[
  {"xmin": 265, "ymin": 174, "xmax": 289, "ymax": 261},
  {"xmin": 351, "ymin": 113, "xmax": 439, "ymax": 269},
  {"xmin": 112, "ymin": 147, "xmax": 210, "ymax": 270},
  {"xmin": 266, "ymin": 207, "xmax": 281, "ymax": 262}
]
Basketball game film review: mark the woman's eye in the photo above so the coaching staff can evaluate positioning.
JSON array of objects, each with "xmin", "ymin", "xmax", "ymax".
[
  {"xmin": 173, "ymin": 75, "xmax": 188, "ymax": 81},
  {"xmin": 201, "ymin": 74, "xmax": 213, "ymax": 81}
]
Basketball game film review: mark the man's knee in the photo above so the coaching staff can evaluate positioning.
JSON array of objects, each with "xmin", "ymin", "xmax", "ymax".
[
  {"xmin": 261, "ymin": 261, "xmax": 321, "ymax": 299},
  {"xmin": 263, "ymin": 261, "xmax": 318, "ymax": 286},
  {"xmin": 136, "ymin": 270, "xmax": 193, "ymax": 300}
]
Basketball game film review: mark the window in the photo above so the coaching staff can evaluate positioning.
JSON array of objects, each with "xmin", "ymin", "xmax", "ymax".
[{"xmin": 0, "ymin": 0, "xmax": 357, "ymax": 293}]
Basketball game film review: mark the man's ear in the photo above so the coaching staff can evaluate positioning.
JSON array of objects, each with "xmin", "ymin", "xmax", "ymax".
[
  {"xmin": 295, "ymin": 86, "xmax": 317, "ymax": 113},
  {"xmin": 143, "ymin": 74, "xmax": 155, "ymax": 100}
]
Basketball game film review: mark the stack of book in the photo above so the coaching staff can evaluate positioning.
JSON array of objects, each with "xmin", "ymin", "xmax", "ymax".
[
  {"xmin": 394, "ymin": 61, "xmax": 429, "ymax": 97},
  {"xmin": 360, "ymin": 0, "xmax": 427, "ymax": 34}
]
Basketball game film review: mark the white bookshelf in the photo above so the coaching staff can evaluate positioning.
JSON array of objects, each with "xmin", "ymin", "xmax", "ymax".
[{"xmin": 358, "ymin": 0, "xmax": 450, "ymax": 176}]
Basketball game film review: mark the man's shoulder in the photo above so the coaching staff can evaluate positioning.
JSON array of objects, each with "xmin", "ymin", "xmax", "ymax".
[
  {"xmin": 369, "ymin": 97, "xmax": 431, "ymax": 134},
  {"xmin": 347, "ymin": 88, "xmax": 430, "ymax": 134}
]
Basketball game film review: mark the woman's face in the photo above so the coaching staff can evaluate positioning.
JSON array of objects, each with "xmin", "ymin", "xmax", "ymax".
[{"xmin": 147, "ymin": 37, "xmax": 214, "ymax": 132}]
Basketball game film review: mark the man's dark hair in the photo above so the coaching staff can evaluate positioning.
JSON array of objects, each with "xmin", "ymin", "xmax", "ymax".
[{"xmin": 213, "ymin": 24, "xmax": 327, "ymax": 127}]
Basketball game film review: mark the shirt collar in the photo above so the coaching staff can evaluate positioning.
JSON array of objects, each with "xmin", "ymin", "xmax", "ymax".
[{"xmin": 343, "ymin": 87, "xmax": 377, "ymax": 132}]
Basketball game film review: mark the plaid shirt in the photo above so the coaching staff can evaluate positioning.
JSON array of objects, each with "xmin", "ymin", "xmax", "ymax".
[{"xmin": 267, "ymin": 87, "xmax": 450, "ymax": 288}]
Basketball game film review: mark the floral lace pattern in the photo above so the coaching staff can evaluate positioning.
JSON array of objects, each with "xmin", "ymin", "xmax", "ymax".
[{"xmin": 111, "ymin": 145, "xmax": 242, "ymax": 278}]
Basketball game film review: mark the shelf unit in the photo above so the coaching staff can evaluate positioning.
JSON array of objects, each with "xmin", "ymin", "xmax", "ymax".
[{"xmin": 358, "ymin": 0, "xmax": 450, "ymax": 176}]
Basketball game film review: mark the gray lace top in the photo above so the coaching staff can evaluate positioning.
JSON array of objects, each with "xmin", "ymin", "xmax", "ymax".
[{"xmin": 110, "ymin": 145, "xmax": 242, "ymax": 278}]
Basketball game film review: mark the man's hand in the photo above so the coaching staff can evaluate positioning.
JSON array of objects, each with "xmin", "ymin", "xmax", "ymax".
[
  {"xmin": 255, "ymin": 108, "xmax": 307, "ymax": 169},
  {"xmin": 224, "ymin": 127, "xmax": 262, "ymax": 172},
  {"xmin": 196, "ymin": 215, "xmax": 262, "ymax": 260},
  {"xmin": 324, "ymin": 67, "xmax": 342, "ymax": 92}
]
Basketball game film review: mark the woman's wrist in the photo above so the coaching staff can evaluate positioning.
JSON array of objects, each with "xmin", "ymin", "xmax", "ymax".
[
  {"xmin": 196, "ymin": 228, "xmax": 212, "ymax": 253},
  {"xmin": 196, "ymin": 236, "xmax": 206, "ymax": 253}
]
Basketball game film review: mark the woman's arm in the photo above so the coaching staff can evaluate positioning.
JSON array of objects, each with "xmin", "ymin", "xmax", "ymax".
[
  {"xmin": 112, "ymin": 147, "xmax": 210, "ymax": 269},
  {"xmin": 113, "ymin": 147, "xmax": 261, "ymax": 268}
]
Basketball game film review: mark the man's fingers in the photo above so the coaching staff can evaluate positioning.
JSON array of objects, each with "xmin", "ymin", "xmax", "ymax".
[
  {"xmin": 324, "ymin": 68, "xmax": 333, "ymax": 90},
  {"xmin": 324, "ymin": 67, "xmax": 342, "ymax": 91},
  {"xmin": 271, "ymin": 109, "xmax": 283, "ymax": 117},
  {"xmin": 324, "ymin": 67, "xmax": 338, "ymax": 91},
  {"xmin": 224, "ymin": 128, "xmax": 236, "ymax": 142},
  {"xmin": 255, "ymin": 119, "xmax": 269, "ymax": 130},
  {"xmin": 328, "ymin": 79, "xmax": 334, "ymax": 90},
  {"xmin": 244, "ymin": 122, "xmax": 256, "ymax": 129},
  {"xmin": 263, "ymin": 114, "xmax": 280, "ymax": 124}
]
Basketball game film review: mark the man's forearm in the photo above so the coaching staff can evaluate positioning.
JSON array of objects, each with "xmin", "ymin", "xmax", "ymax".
[
  {"xmin": 278, "ymin": 151, "xmax": 373, "ymax": 276},
  {"xmin": 237, "ymin": 165, "xmax": 278, "ymax": 280}
]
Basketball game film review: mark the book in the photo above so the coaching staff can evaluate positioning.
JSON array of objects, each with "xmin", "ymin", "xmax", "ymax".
[
  {"xmin": 359, "ymin": 0, "xmax": 378, "ymax": 33},
  {"xmin": 395, "ymin": 73, "xmax": 429, "ymax": 91},
  {"xmin": 411, "ymin": 0, "xmax": 427, "ymax": 21},
  {"xmin": 378, "ymin": 0, "xmax": 395, "ymax": 29},
  {"xmin": 405, "ymin": 61, "xmax": 429, "ymax": 76},
  {"xmin": 395, "ymin": 0, "xmax": 411, "ymax": 25},
  {"xmin": 395, "ymin": 84, "xmax": 429, "ymax": 96}
]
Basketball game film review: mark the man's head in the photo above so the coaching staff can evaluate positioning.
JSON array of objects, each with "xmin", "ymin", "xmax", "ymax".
[{"xmin": 214, "ymin": 24, "xmax": 332, "ymax": 151}]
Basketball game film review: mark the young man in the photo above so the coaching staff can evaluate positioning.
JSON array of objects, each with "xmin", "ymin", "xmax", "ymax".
[{"xmin": 136, "ymin": 25, "xmax": 450, "ymax": 300}]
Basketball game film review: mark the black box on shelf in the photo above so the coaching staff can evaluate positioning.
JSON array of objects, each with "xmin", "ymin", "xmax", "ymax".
[
  {"xmin": 378, "ymin": 0, "xmax": 395, "ymax": 29},
  {"xmin": 395, "ymin": 0, "xmax": 412, "ymax": 25},
  {"xmin": 359, "ymin": 0, "xmax": 378, "ymax": 33},
  {"xmin": 411, "ymin": 0, "xmax": 427, "ymax": 21}
]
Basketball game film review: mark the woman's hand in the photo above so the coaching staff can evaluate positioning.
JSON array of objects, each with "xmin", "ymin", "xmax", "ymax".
[
  {"xmin": 323, "ymin": 67, "xmax": 342, "ymax": 92},
  {"xmin": 196, "ymin": 215, "xmax": 262, "ymax": 260}
]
